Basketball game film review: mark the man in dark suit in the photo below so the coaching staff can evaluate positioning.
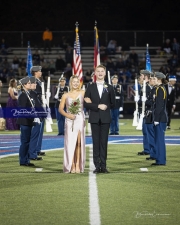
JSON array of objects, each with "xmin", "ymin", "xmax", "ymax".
[
  {"xmin": 164, "ymin": 75, "xmax": 176, "ymax": 129},
  {"xmin": 84, "ymin": 65, "xmax": 115, "ymax": 173}
]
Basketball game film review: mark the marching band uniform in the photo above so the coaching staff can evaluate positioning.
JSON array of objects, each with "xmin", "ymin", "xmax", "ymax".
[
  {"xmin": 110, "ymin": 75, "xmax": 124, "ymax": 135},
  {"xmin": 164, "ymin": 75, "xmax": 176, "ymax": 129},
  {"xmin": 54, "ymin": 77, "xmax": 68, "ymax": 135},
  {"xmin": 137, "ymin": 70, "xmax": 152, "ymax": 155},
  {"xmin": 30, "ymin": 66, "xmax": 46, "ymax": 156},
  {"xmin": 28, "ymin": 76, "xmax": 46, "ymax": 160},
  {"xmin": 145, "ymin": 77, "xmax": 157, "ymax": 160},
  {"xmin": 17, "ymin": 76, "xmax": 35, "ymax": 166},
  {"xmin": 152, "ymin": 72, "xmax": 167, "ymax": 166}
]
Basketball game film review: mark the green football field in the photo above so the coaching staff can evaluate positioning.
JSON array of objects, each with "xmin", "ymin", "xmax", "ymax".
[{"xmin": 0, "ymin": 119, "xmax": 180, "ymax": 225}]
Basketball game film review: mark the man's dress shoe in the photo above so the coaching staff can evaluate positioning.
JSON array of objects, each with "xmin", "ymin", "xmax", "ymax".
[
  {"xmin": 137, "ymin": 151, "xmax": 149, "ymax": 155},
  {"xmin": 20, "ymin": 163, "xmax": 35, "ymax": 166},
  {"xmin": 101, "ymin": 168, "xmax": 109, "ymax": 173},
  {"xmin": 37, "ymin": 152, "xmax": 46, "ymax": 156},
  {"xmin": 146, "ymin": 157, "xmax": 156, "ymax": 160},
  {"xmin": 151, "ymin": 163, "xmax": 166, "ymax": 166},
  {"xmin": 93, "ymin": 168, "xmax": 101, "ymax": 174},
  {"xmin": 30, "ymin": 157, "xmax": 43, "ymax": 160}
]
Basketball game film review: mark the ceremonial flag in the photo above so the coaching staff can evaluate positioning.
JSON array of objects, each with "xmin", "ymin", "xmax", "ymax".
[
  {"xmin": 94, "ymin": 22, "xmax": 100, "ymax": 82},
  {"xmin": 26, "ymin": 41, "xmax": 33, "ymax": 76},
  {"xmin": 73, "ymin": 22, "xmax": 83, "ymax": 86},
  {"xmin": 146, "ymin": 43, "xmax": 151, "ymax": 72}
]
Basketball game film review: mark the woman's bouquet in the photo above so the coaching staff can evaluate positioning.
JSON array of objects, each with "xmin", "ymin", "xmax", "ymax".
[{"xmin": 68, "ymin": 98, "xmax": 81, "ymax": 131}]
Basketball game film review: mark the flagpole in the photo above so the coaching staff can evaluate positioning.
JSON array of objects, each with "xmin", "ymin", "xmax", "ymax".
[
  {"xmin": 73, "ymin": 22, "xmax": 83, "ymax": 87},
  {"xmin": 94, "ymin": 21, "xmax": 100, "ymax": 83}
]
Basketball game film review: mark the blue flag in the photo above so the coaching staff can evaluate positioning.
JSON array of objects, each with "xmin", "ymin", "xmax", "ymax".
[
  {"xmin": 146, "ymin": 44, "xmax": 151, "ymax": 72},
  {"xmin": 26, "ymin": 41, "xmax": 33, "ymax": 76}
]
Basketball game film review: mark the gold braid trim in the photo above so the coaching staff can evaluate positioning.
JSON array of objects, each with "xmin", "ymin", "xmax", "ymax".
[{"xmin": 156, "ymin": 86, "xmax": 166, "ymax": 99}]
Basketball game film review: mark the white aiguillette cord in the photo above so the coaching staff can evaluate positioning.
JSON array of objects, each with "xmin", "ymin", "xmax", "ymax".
[
  {"xmin": 19, "ymin": 81, "xmax": 37, "ymax": 117},
  {"xmin": 24, "ymin": 90, "xmax": 39, "ymax": 119},
  {"xmin": 24, "ymin": 90, "xmax": 35, "ymax": 108},
  {"xmin": 54, "ymin": 85, "xmax": 60, "ymax": 99}
]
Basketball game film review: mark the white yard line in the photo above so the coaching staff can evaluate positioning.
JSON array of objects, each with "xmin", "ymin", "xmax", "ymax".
[
  {"xmin": 89, "ymin": 145, "xmax": 101, "ymax": 225},
  {"xmin": 0, "ymin": 146, "xmax": 19, "ymax": 149}
]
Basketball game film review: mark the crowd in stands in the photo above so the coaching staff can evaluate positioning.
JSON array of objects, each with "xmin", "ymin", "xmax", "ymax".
[{"xmin": 0, "ymin": 35, "xmax": 180, "ymax": 100}]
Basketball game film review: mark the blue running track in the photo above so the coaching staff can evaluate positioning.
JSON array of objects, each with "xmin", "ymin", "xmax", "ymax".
[{"xmin": 0, "ymin": 135, "xmax": 180, "ymax": 157}]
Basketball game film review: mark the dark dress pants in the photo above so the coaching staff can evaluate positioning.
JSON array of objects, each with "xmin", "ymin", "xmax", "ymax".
[
  {"xmin": 19, "ymin": 125, "xmax": 32, "ymax": 164},
  {"xmin": 142, "ymin": 118, "xmax": 150, "ymax": 153},
  {"xmin": 154, "ymin": 122, "xmax": 166, "ymax": 165},
  {"xmin": 36, "ymin": 120, "xmax": 45, "ymax": 154},
  {"xmin": 55, "ymin": 107, "xmax": 65, "ymax": 135},
  {"xmin": 28, "ymin": 122, "xmax": 41, "ymax": 158},
  {"xmin": 91, "ymin": 120, "xmax": 110, "ymax": 169}
]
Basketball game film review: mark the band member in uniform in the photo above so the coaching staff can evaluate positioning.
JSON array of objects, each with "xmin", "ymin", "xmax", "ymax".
[
  {"xmin": 151, "ymin": 72, "xmax": 167, "ymax": 166},
  {"xmin": 28, "ymin": 76, "xmax": 47, "ymax": 160},
  {"xmin": 84, "ymin": 65, "xmax": 115, "ymax": 174},
  {"xmin": 86, "ymin": 72, "xmax": 95, "ymax": 87},
  {"xmin": 137, "ymin": 70, "xmax": 152, "ymax": 156},
  {"xmin": 17, "ymin": 77, "xmax": 35, "ymax": 166},
  {"xmin": 54, "ymin": 76, "xmax": 68, "ymax": 135},
  {"xmin": 144, "ymin": 74, "xmax": 157, "ymax": 161},
  {"xmin": 133, "ymin": 75, "xmax": 144, "ymax": 122},
  {"xmin": 30, "ymin": 66, "xmax": 46, "ymax": 156},
  {"xmin": 109, "ymin": 75, "xmax": 124, "ymax": 135},
  {"xmin": 164, "ymin": 75, "xmax": 176, "ymax": 129}
]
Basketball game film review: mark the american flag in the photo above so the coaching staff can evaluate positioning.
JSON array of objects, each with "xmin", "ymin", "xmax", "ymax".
[
  {"xmin": 93, "ymin": 22, "xmax": 100, "ymax": 82},
  {"xmin": 26, "ymin": 41, "xmax": 33, "ymax": 77},
  {"xmin": 73, "ymin": 23, "xmax": 83, "ymax": 85},
  {"xmin": 146, "ymin": 43, "xmax": 152, "ymax": 72}
]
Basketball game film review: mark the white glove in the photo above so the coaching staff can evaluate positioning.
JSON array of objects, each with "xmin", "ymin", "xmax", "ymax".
[
  {"xmin": 119, "ymin": 107, "xmax": 123, "ymax": 111},
  {"xmin": 141, "ymin": 96, "xmax": 147, "ymax": 102},
  {"xmin": 43, "ymin": 99, "xmax": 47, "ymax": 105},
  {"xmin": 54, "ymin": 95, "xmax": 58, "ymax": 100},
  {"xmin": 47, "ymin": 107, "xmax": 51, "ymax": 114},
  {"xmin": 172, "ymin": 105, "xmax": 176, "ymax": 112},
  {"xmin": 154, "ymin": 121, "xmax": 159, "ymax": 126},
  {"xmin": 134, "ymin": 96, "xmax": 139, "ymax": 102},
  {"xmin": 34, "ymin": 118, "xmax": 41, "ymax": 124},
  {"xmin": 46, "ymin": 92, "xmax": 51, "ymax": 98}
]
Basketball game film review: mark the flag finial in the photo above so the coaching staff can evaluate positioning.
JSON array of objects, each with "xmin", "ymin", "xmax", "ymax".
[
  {"xmin": 95, "ymin": 21, "xmax": 97, "ymax": 26},
  {"xmin": 146, "ymin": 43, "xmax": 149, "ymax": 48},
  {"xmin": 75, "ymin": 22, "xmax": 79, "ymax": 27}
]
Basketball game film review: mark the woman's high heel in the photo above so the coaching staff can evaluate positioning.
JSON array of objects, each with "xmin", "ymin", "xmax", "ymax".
[
  {"xmin": 71, "ymin": 163, "xmax": 76, "ymax": 173},
  {"xmin": 76, "ymin": 164, "xmax": 80, "ymax": 173}
]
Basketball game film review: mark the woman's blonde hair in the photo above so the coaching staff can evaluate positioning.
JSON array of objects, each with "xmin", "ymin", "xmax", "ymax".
[
  {"xmin": 69, "ymin": 75, "xmax": 81, "ymax": 91},
  {"xmin": 9, "ymin": 79, "xmax": 17, "ymax": 88}
]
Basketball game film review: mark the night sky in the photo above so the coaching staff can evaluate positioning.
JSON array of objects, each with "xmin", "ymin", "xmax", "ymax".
[{"xmin": 1, "ymin": 0, "xmax": 180, "ymax": 31}]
